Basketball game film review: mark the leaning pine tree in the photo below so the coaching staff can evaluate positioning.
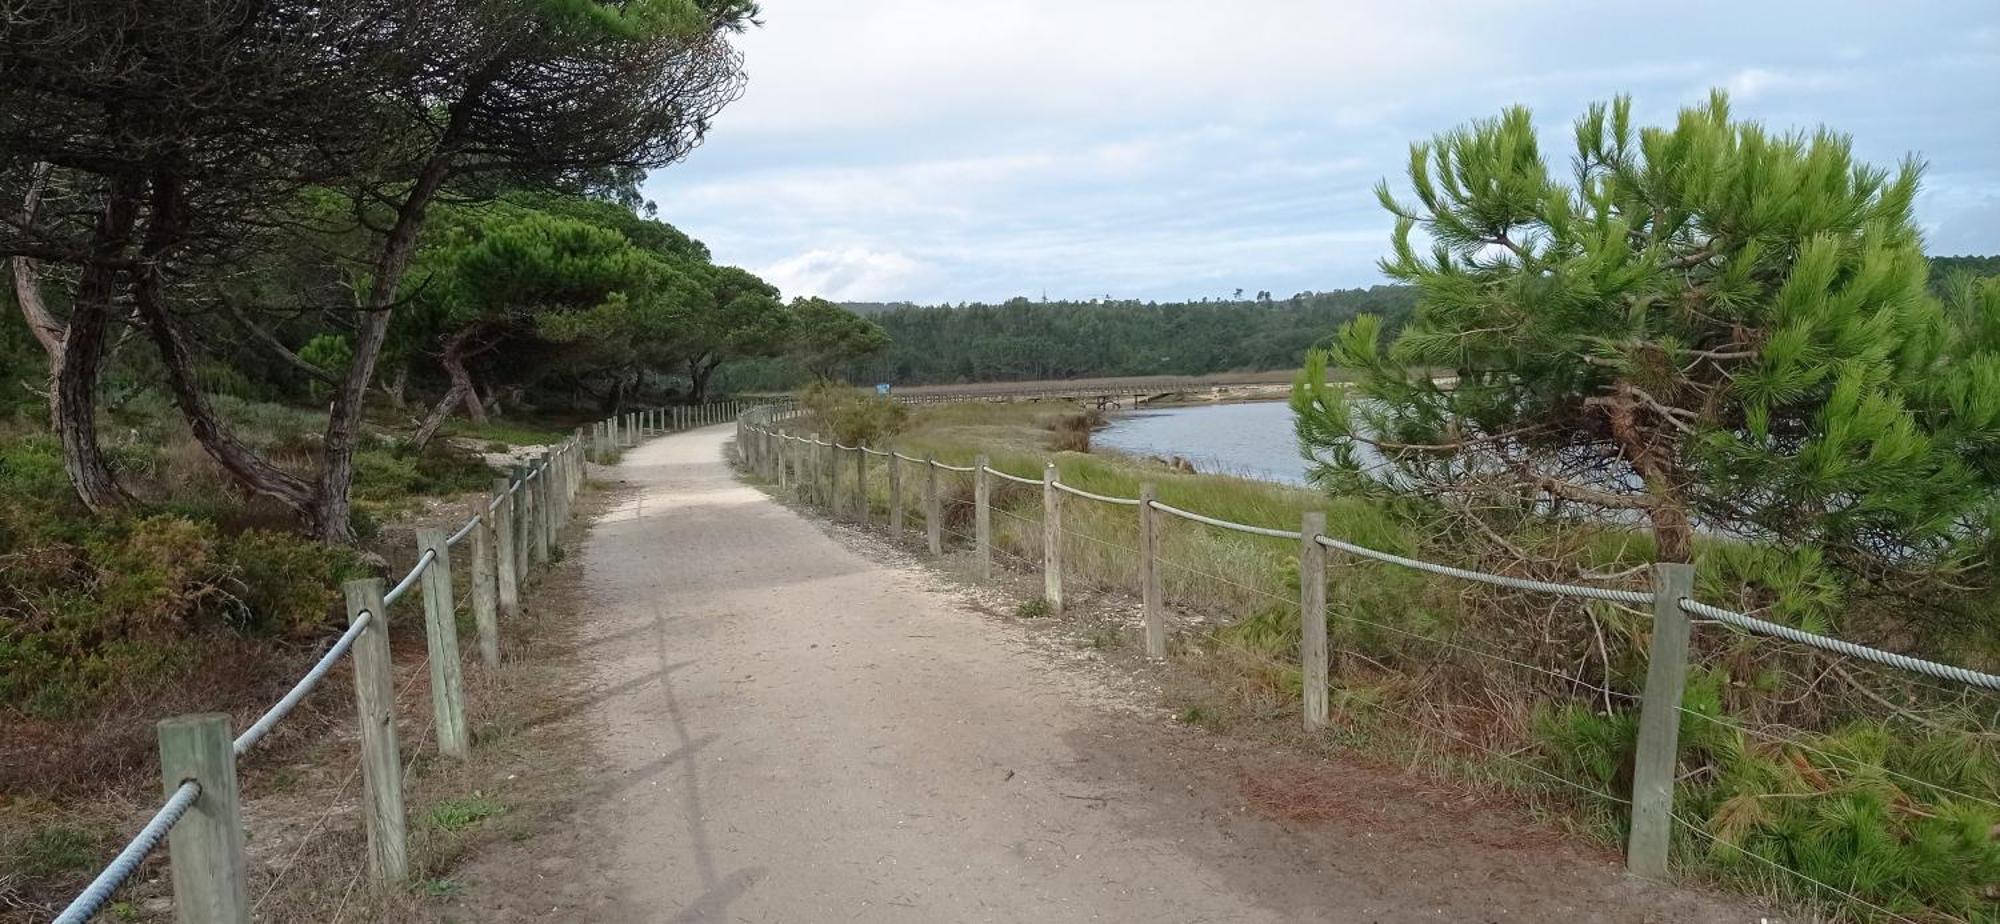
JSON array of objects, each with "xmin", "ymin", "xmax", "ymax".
[{"xmin": 1294, "ymin": 92, "xmax": 2000, "ymax": 602}]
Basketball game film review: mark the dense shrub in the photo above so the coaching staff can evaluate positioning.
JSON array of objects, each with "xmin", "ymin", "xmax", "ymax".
[
  {"xmin": 800, "ymin": 381, "xmax": 909, "ymax": 446},
  {"xmin": 0, "ymin": 430, "xmax": 364, "ymax": 717}
]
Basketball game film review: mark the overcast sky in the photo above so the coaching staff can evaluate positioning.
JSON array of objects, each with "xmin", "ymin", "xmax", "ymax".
[{"xmin": 639, "ymin": 2, "xmax": 2000, "ymax": 305}]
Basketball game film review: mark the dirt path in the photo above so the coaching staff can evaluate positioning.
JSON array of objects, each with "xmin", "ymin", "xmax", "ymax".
[{"xmin": 456, "ymin": 426, "xmax": 1763, "ymax": 923}]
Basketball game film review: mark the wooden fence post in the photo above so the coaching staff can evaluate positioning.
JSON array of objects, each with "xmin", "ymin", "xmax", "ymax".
[
  {"xmin": 536, "ymin": 453, "xmax": 555, "ymax": 558},
  {"xmin": 342, "ymin": 578, "xmax": 408, "ymax": 883},
  {"xmin": 1299, "ymin": 512, "xmax": 1328, "ymax": 731},
  {"xmin": 157, "ymin": 714, "xmax": 247, "ymax": 924},
  {"xmin": 888, "ymin": 446, "xmax": 903, "ymax": 534},
  {"xmin": 974, "ymin": 454, "xmax": 992, "ymax": 580},
  {"xmin": 822, "ymin": 441, "xmax": 836, "ymax": 511},
  {"xmin": 529, "ymin": 458, "xmax": 550, "ymax": 567},
  {"xmin": 415, "ymin": 528, "xmax": 469, "ymax": 759},
  {"xmin": 925, "ymin": 455, "xmax": 942, "ymax": 555},
  {"xmin": 511, "ymin": 464, "xmax": 532, "ymax": 587},
  {"xmin": 1140, "ymin": 483, "xmax": 1164, "ymax": 659},
  {"xmin": 491, "ymin": 477, "xmax": 519, "ymax": 618},
  {"xmin": 471, "ymin": 509, "xmax": 501, "ymax": 670},
  {"xmin": 854, "ymin": 446, "xmax": 868, "ymax": 525},
  {"xmin": 1627, "ymin": 562, "xmax": 1696, "ymax": 878},
  {"xmin": 1042, "ymin": 462, "xmax": 1063, "ymax": 612}
]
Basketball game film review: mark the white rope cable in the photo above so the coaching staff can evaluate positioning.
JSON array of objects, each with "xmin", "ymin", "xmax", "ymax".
[
  {"xmin": 862, "ymin": 447, "xmax": 891, "ymax": 457},
  {"xmin": 892, "ymin": 452, "xmax": 924, "ymax": 463},
  {"xmin": 444, "ymin": 514, "xmax": 480, "ymax": 547},
  {"xmin": 833, "ymin": 442, "xmax": 858, "ymax": 451},
  {"xmin": 383, "ymin": 548, "xmax": 435, "ymax": 607},
  {"xmin": 983, "ymin": 465, "xmax": 1042, "ymax": 486},
  {"xmin": 934, "ymin": 461, "xmax": 976, "ymax": 473},
  {"xmin": 1681, "ymin": 599, "xmax": 2000, "ymax": 691},
  {"xmin": 50, "ymin": 780, "xmax": 202, "ymax": 924},
  {"xmin": 1313, "ymin": 533, "xmax": 1655, "ymax": 605},
  {"xmin": 1052, "ymin": 481, "xmax": 1141, "ymax": 506},
  {"xmin": 1149, "ymin": 500, "xmax": 1302, "ymax": 540},
  {"xmin": 233, "ymin": 610, "xmax": 374, "ymax": 756}
]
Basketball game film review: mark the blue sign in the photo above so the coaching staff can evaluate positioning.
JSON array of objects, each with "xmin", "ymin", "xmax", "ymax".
[{"xmin": 876, "ymin": 383, "xmax": 892, "ymax": 395}]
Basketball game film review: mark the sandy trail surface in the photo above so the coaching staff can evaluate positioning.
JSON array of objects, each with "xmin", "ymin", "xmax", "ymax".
[{"xmin": 456, "ymin": 425, "xmax": 1761, "ymax": 923}]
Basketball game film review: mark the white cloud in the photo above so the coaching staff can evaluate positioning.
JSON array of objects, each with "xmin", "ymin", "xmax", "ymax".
[
  {"xmin": 1722, "ymin": 67, "xmax": 1846, "ymax": 101},
  {"xmin": 760, "ymin": 248, "xmax": 927, "ymax": 301},
  {"xmin": 646, "ymin": 1, "xmax": 2000, "ymax": 304}
]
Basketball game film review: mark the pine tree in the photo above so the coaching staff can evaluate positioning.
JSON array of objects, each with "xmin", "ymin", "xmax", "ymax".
[{"xmin": 1293, "ymin": 92, "xmax": 2000, "ymax": 571}]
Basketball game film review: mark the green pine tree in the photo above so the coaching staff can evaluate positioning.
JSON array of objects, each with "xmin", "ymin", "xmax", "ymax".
[{"xmin": 1294, "ymin": 91, "xmax": 2000, "ymax": 574}]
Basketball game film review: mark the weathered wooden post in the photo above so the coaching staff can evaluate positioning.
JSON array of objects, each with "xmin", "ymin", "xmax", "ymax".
[
  {"xmin": 1042, "ymin": 462, "xmax": 1063, "ymax": 612},
  {"xmin": 538, "ymin": 453, "xmax": 556, "ymax": 557},
  {"xmin": 822, "ymin": 440, "xmax": 836, "ymax": 511},
  {"xmin": 1140, "ymin": 483, "xmax": 1164, "ymax": 659},
  {"xmin": 974, "ymin": 454, "xmax": 992, "ymax": 580},
  {"xmin": 854, "ymin": 445, "xmax": 868, "ymax": 525},
  {"xmin": 471, "ymin": 511, "xmax": 500, "ymax": 669},
  {"xmin": 1299, "ymin": 512, "xmax": 1328, "ymax": 730},
  {"xmin": 491, "ymin": 477, "xmax": 520, "ymax": 618},
  {"xmin": 342, "ymin": 578, "xmax": 408, "ymax": 883},
  {"xmin": 925, "ymin": 455, "xmax": 943, "ymax": 555},
  {"xmin": 1627, "ymin": 562, "xmax": 1696, "ymax": 878},
  {"xmin": 888, "ymin": 446, "xmax": 904, "ymax": 534},
  {"xmin": 414, "ymin": 528, "xmax": 469, "ymax": 758},
  {"xmin": 511, "ymin": 464, "xmax": 532, "ymax": 583},
  {"xmin": 530, "ymin": 457, "xmax": 551, "ymax": 567},
  {"xmin": 157, "ymin": 714, "xmax": 248, "ymax": 924}
]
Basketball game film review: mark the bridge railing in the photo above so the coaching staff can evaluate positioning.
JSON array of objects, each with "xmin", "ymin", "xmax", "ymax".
[
  {"xmin": 49, "ymin": 400, "xmax": 763, "ymax": 922},
  {"xmin": 732, "ymin": 404, "xmax": 1998, "ymax": 922}
]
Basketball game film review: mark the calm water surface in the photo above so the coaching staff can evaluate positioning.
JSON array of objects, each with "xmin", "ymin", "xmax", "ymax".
[{"xmin": 1094, "ymin": 401, "xmax": 1309, "ymax": 485}]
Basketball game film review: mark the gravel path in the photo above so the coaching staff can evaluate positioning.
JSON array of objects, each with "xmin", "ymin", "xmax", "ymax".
[{"xmin": 461, "ymin": 425, "xmax": 1765, "ymax": 923}]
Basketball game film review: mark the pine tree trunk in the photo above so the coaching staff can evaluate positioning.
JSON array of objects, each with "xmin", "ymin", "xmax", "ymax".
[
  {"xmin": 53, "ymin": 174, "xmax": 145, "ymax": 513},
  {"xmin": 312, "ymin": 154, "xmax": 453, "ymax": 544},
  {"xmin": 130, "ymin": 204, "xmax": 317, "ymax": 519},
  {"xmin": 441, "ymin": 329, "xmax": 486, "ymax": 425},
  {"xmin": 55, "ymin": 294, "xmax": 126, "ymax": 511},
  {"xmin": 410, "ymin": 379, "xmax": 468, "ymax": 453},
  {"xmin": 381, "ymin": 365, "xmax": 408, "ymax": 410}
]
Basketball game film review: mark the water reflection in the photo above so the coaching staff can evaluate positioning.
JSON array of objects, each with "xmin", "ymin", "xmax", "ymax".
[{"xmin": 1094, "ymin": 401, "xmax": 1309, "ymax": 484}]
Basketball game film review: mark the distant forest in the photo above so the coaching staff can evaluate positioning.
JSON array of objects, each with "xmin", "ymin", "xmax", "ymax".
[
  {"xmin": 714, "ymin": 256, "xmax": 2000, "ymax": 391},
  {"xmin": 839, "ymin": 288, "xmax": 1416, "ymax": 385}
]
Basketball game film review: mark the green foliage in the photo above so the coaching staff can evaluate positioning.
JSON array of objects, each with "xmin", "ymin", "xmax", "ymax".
[
  {"xmin": 799, "ymin": 381, "xmax": 909, "ymax": 446},
  {"xmin": 3, "ymin": 824, "xmax": 104, "ymax": 881},
  {"xmin": 0, "ymin": 428, "xmax": 363, "ymax": 716},
  {"xmin": 426, "ymin": 795, "xmax": 506, "ymax": 832},
  {"xmin": 1013, "ymin": 597, "xmax": 1053, "ymax": 619},
  {"xmin": 1297, "ymin": 90, "xmax": 2000, "ymax": 624},
  {"xmin": 352, "ymin": 442, "xmax": 497, "ymax": 517},
  {"xmin": 788, "ymin": 297, "xmax": 891, "ymax": 380}
]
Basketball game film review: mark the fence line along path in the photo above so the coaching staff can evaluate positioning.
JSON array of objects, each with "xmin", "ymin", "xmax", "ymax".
[
  {"xmin": 736, "ymin": 404, "xmax": 1999, "ymax": 919},
  {"xmin": 53, "ymin": 401, "xmax": 743, "ymax": 924}
]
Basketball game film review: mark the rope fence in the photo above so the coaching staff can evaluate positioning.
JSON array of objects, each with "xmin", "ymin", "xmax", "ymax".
[
  {"xmin": 45, "ymin": 394, "xmax": 698, "ymax": 921},
  {"xmin": 732, "ymin": 404, "xmax": 2000, "ymax": 920}
]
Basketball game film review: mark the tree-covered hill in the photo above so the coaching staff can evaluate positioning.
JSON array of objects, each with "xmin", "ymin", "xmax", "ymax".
[{"xmin": 841, "ymin": 288, "xmax": 1416, "ymax": 385}]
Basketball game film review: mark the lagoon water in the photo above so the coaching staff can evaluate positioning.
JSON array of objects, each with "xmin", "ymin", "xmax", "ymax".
[{"xmin": 1093, "ymin": 400, "xmax": 1311, "ymax": 485}]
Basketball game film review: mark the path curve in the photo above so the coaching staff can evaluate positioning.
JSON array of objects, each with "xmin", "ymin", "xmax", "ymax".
[{"xmin": 477, "ymin": 425, "xmax": 1759, "ymax": 923}]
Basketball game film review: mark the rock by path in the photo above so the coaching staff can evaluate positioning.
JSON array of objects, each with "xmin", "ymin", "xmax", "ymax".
[{"xmin": 453, "ymin": 425, "xmax": 1763, "ymax": 923}]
